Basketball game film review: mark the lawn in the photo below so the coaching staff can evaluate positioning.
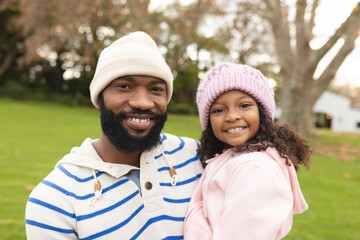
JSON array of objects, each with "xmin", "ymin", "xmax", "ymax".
[{"xmin": 0, "ymin": 99, "xmax": 359, "ymax": 239}]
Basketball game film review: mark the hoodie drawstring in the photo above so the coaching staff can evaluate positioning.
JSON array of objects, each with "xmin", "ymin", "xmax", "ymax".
[
  {"xmin": 88, "ymin": 145, "xmax": 178, "ymax": 206},
  {"xmin": 160, "ymin": 147, "xmax": 179, "ymax": 186},
  {"xmin": 88, "ymin": 170, "xmax": 102, "ymax": 206}
]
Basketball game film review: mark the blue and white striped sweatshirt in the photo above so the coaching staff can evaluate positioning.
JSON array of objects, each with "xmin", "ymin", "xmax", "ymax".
[{"xmin": 25, "ymin": 133, "xmax": 203, "ymax": 240}]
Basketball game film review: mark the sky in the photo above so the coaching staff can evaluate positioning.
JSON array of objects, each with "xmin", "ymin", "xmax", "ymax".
[{"xmin": 150, "ymin": 0, "xmax": 360, "ymax": 88}]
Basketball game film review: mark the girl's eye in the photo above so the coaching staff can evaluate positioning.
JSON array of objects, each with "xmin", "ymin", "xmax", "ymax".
[
  {"xmin": 239, "ymin": 103, "xmax": 251, "ymax": 109},
  {"xmin": 212, "ymin": 108, "xmax": 224, "ymax": 113}
]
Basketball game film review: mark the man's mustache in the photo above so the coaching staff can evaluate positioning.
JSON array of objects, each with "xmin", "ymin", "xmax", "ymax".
[{"xmin": 115, "ymin": 109, "xmax": 160, "ymax": 119}]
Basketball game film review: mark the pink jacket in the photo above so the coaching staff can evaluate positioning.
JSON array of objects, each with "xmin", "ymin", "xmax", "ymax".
[{"xmin": 184, "ymin": 147, "xmax": 308, "ymax": 240}]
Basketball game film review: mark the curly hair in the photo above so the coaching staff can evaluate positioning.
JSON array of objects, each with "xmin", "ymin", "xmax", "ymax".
[{"xmin": 198, "ymin": 104, "xmax": 312, "ymax": 171}]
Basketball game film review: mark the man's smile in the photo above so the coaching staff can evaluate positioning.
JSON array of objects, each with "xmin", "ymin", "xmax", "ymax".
[
  {"xmin": 125, "ymin": 116, "xmax": 153, "ymax": 131},
  {"xmin": 128, "ymin": 117, "xmax": 151, "ymax": 123}
]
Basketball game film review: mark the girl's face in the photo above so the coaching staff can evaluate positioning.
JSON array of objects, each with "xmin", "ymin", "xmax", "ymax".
[{"xmin": 209, "ymin": 90, "xmax": 260, "ymax": 149}]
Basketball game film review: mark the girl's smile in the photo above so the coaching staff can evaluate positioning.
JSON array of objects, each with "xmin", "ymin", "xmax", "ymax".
[
  {"xmin": 224, "ymin": 126, "xmax": 246, "ymax": 133},
  {"xmin": 210, "ymin": 90, "xmax": 260, "ymax": 149}
]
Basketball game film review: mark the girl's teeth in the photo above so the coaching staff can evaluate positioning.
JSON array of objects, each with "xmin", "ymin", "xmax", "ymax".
[{"xmin": 228, "ymin": 127, "xmax": 243, "ymax": 132}]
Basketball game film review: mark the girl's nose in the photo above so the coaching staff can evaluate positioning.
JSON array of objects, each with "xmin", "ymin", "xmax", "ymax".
[{"xmin": 226, "ymin": 109, "xmax": 241, "ymax": 122}]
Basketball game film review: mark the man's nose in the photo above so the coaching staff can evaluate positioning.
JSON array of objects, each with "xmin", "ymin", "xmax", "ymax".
[{"xmin": 128, "ymin": 88, "xmax": 155, "ymax": 110}]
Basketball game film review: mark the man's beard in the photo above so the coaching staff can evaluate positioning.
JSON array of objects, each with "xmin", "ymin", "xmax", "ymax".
[{"xmin": 99, "ymin": 104, "xmax": 167, "ymax": 153}]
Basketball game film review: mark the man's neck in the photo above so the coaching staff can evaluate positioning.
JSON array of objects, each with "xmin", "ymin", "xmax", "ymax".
[{"xmin": 93, "ymin": 133, "xmax": 141, "ymax": 167}]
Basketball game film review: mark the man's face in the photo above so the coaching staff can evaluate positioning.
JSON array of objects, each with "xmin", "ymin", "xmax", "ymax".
[{"xmin": 99, "ymin": 75, "xmax": 168, "ymax": 152}]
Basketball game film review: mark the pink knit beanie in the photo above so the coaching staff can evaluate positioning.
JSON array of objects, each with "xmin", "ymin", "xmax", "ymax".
[{"xmin": 197, "ymin": 62, "xmax": 275, "ymax": 130}]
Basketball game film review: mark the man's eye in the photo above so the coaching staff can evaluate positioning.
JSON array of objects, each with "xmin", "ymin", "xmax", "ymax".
[
  {"xmin": 118, "ymin": 84, "xmax": 129, "ymax": 89},
  {"xmin": 152, "ymin": 87, "xmax": 165, "ymax": 92}
]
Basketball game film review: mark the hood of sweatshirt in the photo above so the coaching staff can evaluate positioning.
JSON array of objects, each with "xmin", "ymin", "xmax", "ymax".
[{"xmin": 56, "ymin": 138, "xmax": 141, "ymax": 179}]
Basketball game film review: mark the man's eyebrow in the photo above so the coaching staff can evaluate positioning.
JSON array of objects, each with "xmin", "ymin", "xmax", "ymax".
[
  {"xmin": 117, "ymin": 76, "xmax": 134, "ymax": 81},
  {"xmin": 152, "ymin": 79, "xmax": 166, "ymax": 85},
  {"xmin": 116, "ymin": 76, "xmax": 166, "ymax": 85}
]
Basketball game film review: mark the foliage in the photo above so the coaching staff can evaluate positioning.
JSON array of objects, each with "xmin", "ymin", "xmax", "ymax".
[
  {"xmin": 0, "ymin": 79, "xmax": 90, "ymax": 106},
  {"xmin": 171, "ymin": 58, "xmax": 202, "ymax": 114},
  {"xmin": 0, "ymin": 0, "xmax": 24, "ymax": 83},
  {"xmin": 168, "ymin": 102, "xmax": 198, "ymax": 115},
  {"xmin": 0, "ymin": 100, "xmax": 360, "ymax": 239}
]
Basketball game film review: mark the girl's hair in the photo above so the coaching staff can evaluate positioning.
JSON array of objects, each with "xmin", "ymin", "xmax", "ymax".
[{"xmin": 198, "ymin": 104, "xmax": 312, "ymax": 171}]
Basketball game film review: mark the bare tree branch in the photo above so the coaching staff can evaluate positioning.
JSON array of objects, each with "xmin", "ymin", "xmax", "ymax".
[
  {"xmin": 295, "ymin": 0, "xmax": 308, "ymax": 53},
  {"xmin": 315, "ymin": 33, "xmax": 359, "ymax": 97},
  {"xmin": 313, "ymin": 2, "xmax": 360, "ymax": 65},
  {"xmin": 308, "ymin": 0, "xmax": 320, "ymax": 39},
  {"xmin": 263, "ymin": 0, "xmax": 294, "ymax": 74}
]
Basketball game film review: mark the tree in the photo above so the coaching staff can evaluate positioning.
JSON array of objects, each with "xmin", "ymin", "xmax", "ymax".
[
  {"xmin": 262, "ymin": 0, "xmax": 360, "ymax": 136},
  {"xmin": 0, "ymin": 0, "xmax": 24, "ymax": 83}
]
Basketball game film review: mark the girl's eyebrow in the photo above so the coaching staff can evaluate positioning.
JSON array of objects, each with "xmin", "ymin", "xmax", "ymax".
[
  {"xmin": 213, "ymin": 95, "xmax": 252, "ymax": 105},
  {"xmin": 238, "ymin": 95, "xmax": 252, "ymax": 100}
]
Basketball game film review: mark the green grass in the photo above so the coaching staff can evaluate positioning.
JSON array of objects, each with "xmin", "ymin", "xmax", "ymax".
[
  {"xmin": 1, "ymin": 99, "xmax": 359, "ymax": 239},
  {"xmin": 286, "ymin": 130, "xmax": 360, "ymax": 240}
]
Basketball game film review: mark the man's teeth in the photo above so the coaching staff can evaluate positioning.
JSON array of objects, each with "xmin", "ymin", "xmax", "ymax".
[
  {"xmin": 129, "ymin": 118, "xmax": 150, "ymax": 123},
  {"xmin": 227, "ymin": 127, "xmax": 244, "ymax": 133}
]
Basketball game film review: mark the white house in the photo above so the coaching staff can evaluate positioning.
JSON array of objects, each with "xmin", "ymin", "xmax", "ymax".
[{"xmin": 275, "ymin": 91, "xmax": 360, "ymax": 133}]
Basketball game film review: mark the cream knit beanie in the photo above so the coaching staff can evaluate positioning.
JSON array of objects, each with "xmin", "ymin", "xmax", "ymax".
[{"xmin": 90, "ymin": 31, "xmax": 174, "ymax": 108}]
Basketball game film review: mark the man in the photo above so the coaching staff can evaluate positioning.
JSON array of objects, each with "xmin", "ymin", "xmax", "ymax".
[{"xmin": 25, "ymin": 31, "xmax": 203, "ymax": 239}]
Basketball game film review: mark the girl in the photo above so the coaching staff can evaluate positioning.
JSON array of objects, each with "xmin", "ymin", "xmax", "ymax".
[{"xmin": 184, "ymin": 62, "xmax": 312, "ymax": 240}]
